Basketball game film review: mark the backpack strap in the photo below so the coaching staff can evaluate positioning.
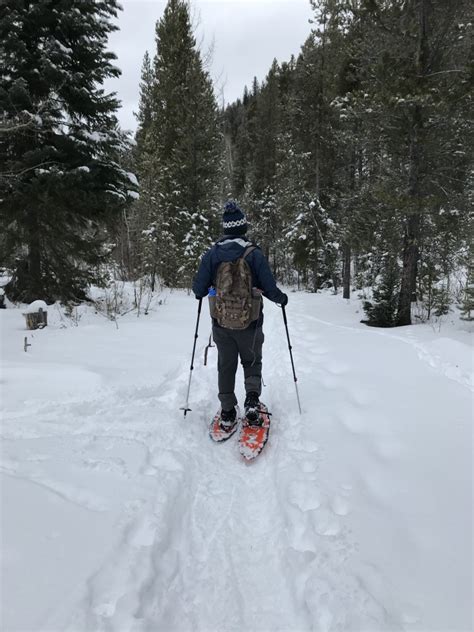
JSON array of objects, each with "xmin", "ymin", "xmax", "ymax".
[
  {"xmin": 212, "ymin": 245, "xmax": 256, "ymax": 285},
  {"xmin": 241, "ymin": 245, "xmax": 257, "ymax": 260}
]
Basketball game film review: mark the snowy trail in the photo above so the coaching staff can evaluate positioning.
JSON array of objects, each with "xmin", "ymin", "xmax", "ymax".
[{"xmin": 1, "ymin": 292, "xmax": 472, "ymax": 632}]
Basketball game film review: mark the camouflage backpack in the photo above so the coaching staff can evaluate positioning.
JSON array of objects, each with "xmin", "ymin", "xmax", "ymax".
[{"xmin": 214, "ymin": 246, "xmax": 258, "ymax": 330}]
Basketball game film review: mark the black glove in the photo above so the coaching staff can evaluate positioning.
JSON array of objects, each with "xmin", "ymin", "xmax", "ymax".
[{"xmin": 279, "ymin": 293, "xmax": 288, "ymax": 307}]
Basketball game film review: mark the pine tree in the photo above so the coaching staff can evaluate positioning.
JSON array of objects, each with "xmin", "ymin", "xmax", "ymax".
[
  {"xmin": 135, "ymin": 51, "xmax": 154, "ymax": 149},
  {"xmin": 432, "ymin": 284, "xmax": 451, "ymax": 318},
  {"xmin": 350, "ymin": 0, "xmax": 472, "ymax": 325},
  {"xmin": 228, "ymin": 100, "xmax": 252, "ymax": 198},
  {"xmin": 460, "ymin": 247, "xmax": 474, "ymax": 321},
  {"xmin": 147, "ymin": 0, "xmax": 222, "ymax": 286},
  {"xmin": 0, "ymin": 0, "xmax": 136, "ymax": 303},
  {"xmin": 275, "ymin": 135, "xmax": 312, "ymax": 284},
  {"xmin": 363, "ymin": 260, "xmax": 400, "ymax": 328},
  {"xmin": 127, "ymin": 51, "xmax": 160, "ymax": 288},
  {"xmin": 252, "ymin": 60, "xmax": 281, "ymax": 195}
]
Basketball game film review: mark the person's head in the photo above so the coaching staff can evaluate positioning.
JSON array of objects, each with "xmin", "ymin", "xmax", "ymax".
[{"xmin": 222, "ymin": 200, "xmax": 247, "ymax": 236}]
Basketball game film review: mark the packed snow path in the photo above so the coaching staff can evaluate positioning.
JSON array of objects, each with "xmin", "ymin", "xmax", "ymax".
[{"xmin": 1, "ymin": 292, "xmax": 472, "ymax": 632}]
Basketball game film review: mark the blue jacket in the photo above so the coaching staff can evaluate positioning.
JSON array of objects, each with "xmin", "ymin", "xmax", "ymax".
[{"xmin": 192, "ymin": 236, "xmax": 286, "ymax": 325}]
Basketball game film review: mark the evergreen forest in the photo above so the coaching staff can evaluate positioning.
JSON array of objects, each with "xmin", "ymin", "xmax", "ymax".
[{"xmin": 1, "ymin": 0, "xmax": 472, "ymax": 326}]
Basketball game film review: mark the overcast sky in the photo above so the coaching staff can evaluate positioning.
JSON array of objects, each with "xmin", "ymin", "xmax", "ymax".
[{"xmin": 105, "ymin": 0, "xmax": 314, "ymax": 132}]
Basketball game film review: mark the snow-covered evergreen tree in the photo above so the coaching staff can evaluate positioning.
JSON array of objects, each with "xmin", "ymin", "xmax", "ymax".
[
  {"xmin": 460, "ymin": 249, "xmax": 474, "ymax": 321},
  {"xmin": 144, "ymin": 0, "xmax": 222, "ymax": 286},
  {"xmin": 127, "ymin": 51, "xmax": 160, "ymax": 288},
  {"xmin": 135, "ymin": 51, "xmax": 154, "ymax": 150},
  {"xmin": 363, "ymin": 260, "xmax": 400, "ymax": 328},
  {"xmin": 0, "ymin": 0, "xmax": 136, "ymax": 303},
  {"xmin": 275, "ymin": 140, "xmax": 313, "ymax": 284}
]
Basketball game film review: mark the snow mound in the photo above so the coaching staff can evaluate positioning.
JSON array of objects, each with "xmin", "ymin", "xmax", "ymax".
[{"xmin": 24, "ymin": 300, "xmax": 48, "ymax": 313}]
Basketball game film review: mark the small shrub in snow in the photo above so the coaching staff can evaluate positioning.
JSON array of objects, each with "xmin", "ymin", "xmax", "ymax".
[
  {"xmin": 92, "ymin": 281, "xmax": 131, "ymax": 323},
  {"xmin": 362, "ymin": 261, "xmax": 400, "ymax": 327},
  {"xmin": 432, "ymin": 285, "xmax": 451, "ymax": 318},
  {"xmin": 459, "ymin": 260, "xmax": 474, "ymax": 321}
]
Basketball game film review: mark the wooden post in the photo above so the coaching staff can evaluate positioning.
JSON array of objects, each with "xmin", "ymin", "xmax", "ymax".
[{"xmin": 23, "ymin": 306, "xmax": 48, "ymax": 330}]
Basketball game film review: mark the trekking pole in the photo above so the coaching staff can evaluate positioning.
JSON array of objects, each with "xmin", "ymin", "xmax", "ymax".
[
  {"xmin": 180, "ymin": 298, "xmax": 202, "ymax": 417},
  {"xmin": 281, "ymin": 305, "xmax": 302, "ymax": 415}
]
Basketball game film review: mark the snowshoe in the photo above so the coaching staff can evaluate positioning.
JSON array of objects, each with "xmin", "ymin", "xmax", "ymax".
[
  {"xmin": 239, "ymin": 402, "xmax": 271, "ymax": 460},
  {"xmin": 209, "ymin": 406, "xmax": 240, "ymax": 442}
]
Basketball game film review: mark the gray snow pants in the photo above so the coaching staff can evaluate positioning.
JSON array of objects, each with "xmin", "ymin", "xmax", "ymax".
[{"xmin": 212, "ymin": 324, "xmax": 264, "ymax": 411}]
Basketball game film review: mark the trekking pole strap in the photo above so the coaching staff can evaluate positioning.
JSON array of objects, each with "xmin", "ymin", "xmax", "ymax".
[{"xmin": 204, "ymin": 332, "xmax": 214, "ymax": 366}]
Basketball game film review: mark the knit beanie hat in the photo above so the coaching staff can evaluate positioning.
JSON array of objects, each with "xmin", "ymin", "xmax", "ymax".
[{"xmin": 222, "ymin": 200, "xmax": 247, "ymax": 236}]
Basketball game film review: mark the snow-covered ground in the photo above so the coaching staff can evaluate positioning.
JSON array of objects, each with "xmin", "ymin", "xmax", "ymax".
[{"xmin": 1, "ymin": 290, "xmax": 472, "ymax": 632}]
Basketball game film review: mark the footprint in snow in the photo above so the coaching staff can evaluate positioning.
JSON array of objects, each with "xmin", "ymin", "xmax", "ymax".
[
  {"xmin": 311, "ymin": 508, "xmax": 341, "ymax": 537},
  {"xmin": 149, "ymin": 450, "xmax": 184, "ymax": 473},
  {"xmin": 325, "ymin": 361, "xmax": 350, "ymax": 375},
  {"xmin": 25, "ymin": 453, "xmax": 49, "ymax": 463},
  {"xmin": 287, "ymin": 439, "xmax": 319, "ymax": 454},
  {"xmin": 347, "ymin": 387, "xmax": 374, "ymax": 407},
  {"xmin": 373, "ymin": 438, "xmax": 404, "ymax": 461},
  {"xmin": 401, "ymin": 603, "xmax": 422, "ymax": 625},
  {"xmin": 318, "ymin": 374, "xmax": 340, "ymax": 390},
  {"xmin": 300, "ymin": 459, "xmax": 317, "ymax": 474},
  {"xmin": 337, "ymin": 409, "xmax": 368, "ymax": 435},
  {"xmin": 128, "ymin": 516, "xmax": 157, "ymax": 548},
  {"xmin": 81, "ymin": 456, "xmax": 130, "ymax": 478},
  {"xmin": 330, "ymin": 495, "xmax": 351, "ymax": 516},
  {"xmin": 93, "ymin": 603, "xmax": 116, "ymax": 618},
  {"xmin": 288, "ymin": 480, "xmax": 323, "ymax": 512},
  {"xmin": 288, "ymin": 512, "xmax": 319, "ymax": 555}
]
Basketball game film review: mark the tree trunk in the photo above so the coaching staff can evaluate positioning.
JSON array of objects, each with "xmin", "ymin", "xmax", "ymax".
[
  {"xmin": 396, "ymin": 0, "xmax": 430, "ymax": 326},
  {"xmin": 397, "ymin": 212, "xmax": 421, "ymax": 325},
  {"xmin": 353, "ymin": 254, "xmax": 358, "ymax": 283},
  {"xmin": 27, "ymin": 208, "xmax": 42, "ymax": 301},
  {"xmin": 343, "ymin": 241, "xmax": 351, "ymax": 299},
  {"xmin": 397, "ymin": 106, "xmax": 424, "ymax": 326},
  {"xmin": 313, "ymin": 256, "xmax": 319, "ymax": 293}
]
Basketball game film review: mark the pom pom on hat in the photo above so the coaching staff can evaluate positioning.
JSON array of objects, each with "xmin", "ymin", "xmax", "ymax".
[
  {"xmin": 224, "ymin": 200, "xmax": 240, "ymax": 213},
  {"xmin": 222, "ymin": 200, "xmax": 248, "ymax": 235}
]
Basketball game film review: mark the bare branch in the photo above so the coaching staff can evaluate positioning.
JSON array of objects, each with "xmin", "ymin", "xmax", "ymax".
[{"xmin": 0, "ymin": 161, "xmax": 57, "ymax": 178}]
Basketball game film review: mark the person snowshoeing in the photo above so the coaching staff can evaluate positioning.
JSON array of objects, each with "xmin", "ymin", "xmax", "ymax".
[{"xmin": 192, "ymin": 200, "xmax": 288, "ymax": 440}]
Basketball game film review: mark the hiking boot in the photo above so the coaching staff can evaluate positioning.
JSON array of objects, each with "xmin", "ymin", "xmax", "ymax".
[
  {"xmin": 220, "ymin": 406, "xmax": 237, "ymax": 431},
  {"xmin": 244, "ymin": 391, "xmax": 261, "ymax": 425}
]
